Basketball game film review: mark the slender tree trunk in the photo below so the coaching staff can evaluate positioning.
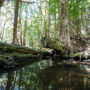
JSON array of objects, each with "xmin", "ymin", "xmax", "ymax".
[
  {"xmin": 1, "ymin": 21, "xmax": 6, "ymax": 41},
  {"xmin": 18, "ymin": 3, "xmax": 23, "ymax": 45},
  {"xmin": 48, "ymin": 0, "xmax": 51, "ymax": 39},
  {"xmin": 54, "ymin": 14, "xmax": 56, "ymax": 31},
  {"xmin": 54, "ymin": 10, "xmax": 57, "ymax": 38},
  {"xmin": 84, "ymin": 5, "xmax": 90, "ymax": 35},
  {"xmin": 22, "ymin": 6, "xmax": 28, "ymax": 46},
  {"xmin": 85, "ymin": 16, "xmax": 88, "ymax": 35},
  {"xmin": 23, "ymin": 28, "xmax": 26, "ymax": 46},
  {"xmin": 60, "ymin": 0, "xmax": 70, "ymax": 47},
  {"xmin": 40, "ymin": 0, "xmax": 47, "ymax": 46},
  {"xmin": 75, "ymin": 0, "xmax": 81, "ymax": 38},
  {"xmin": 13, "ymin": 0, "xmax": 20, "ymax": 44},
  {"xmin": 23, "ymin": 18, "xmax": 27, "ymax": 46}
]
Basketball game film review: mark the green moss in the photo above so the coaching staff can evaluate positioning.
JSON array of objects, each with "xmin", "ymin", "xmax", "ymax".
[{"xmin": 47, "ymin": 40, "xmax": 63, "ymax": 51}]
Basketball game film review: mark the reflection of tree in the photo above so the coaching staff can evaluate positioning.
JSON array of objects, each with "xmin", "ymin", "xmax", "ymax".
[
  {"xmin": 14, "ymin": 62, "xmax": 43, "ymax": 90},
  {"xmin": 18, "ymin": 69, "xmax": 22, "ymax": 90},
  {"xmin": 6, "ymin": 72, "xmax": 14, "ymax": 90},
  {"xmin": 14, "ymin": 60, "xmax": 52, "ymax": 90}
]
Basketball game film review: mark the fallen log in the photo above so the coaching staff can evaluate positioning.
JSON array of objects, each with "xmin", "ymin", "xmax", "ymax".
[
  {"xmin": 0, "ymin": 41, "xmax": 53, "ymax": 55},
  {"xmin": 0, "ymin": 41, "xmax": 70, "ymax": 58},
  {"xmin": 0, "ymin": 41, "xmax": 53, "ymax": 69}
]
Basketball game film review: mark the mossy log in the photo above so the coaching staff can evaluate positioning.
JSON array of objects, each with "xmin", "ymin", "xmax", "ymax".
[
  {"xmin": 46, "ymin": 41, "xmax": 63, "ymax": 51},
  {"xmin": 0, "ymin": 41, "xmax": 70, "ymax": 58},
  {"xmin": 45, "ymin": 40, "xmax": 70, "ymax": 58},
  {"xmin": 0, "ymin": 41, "xmax": 53, "ymax": 55},
  {"xmin": 0, "ymin": 41, "xmax": 53, "ymax": 69}
]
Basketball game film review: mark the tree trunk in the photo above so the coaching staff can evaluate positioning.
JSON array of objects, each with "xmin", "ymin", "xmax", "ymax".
[
  {"xmin": 23, "ymin": 7, "xmax": 28, "ymax": 46},
  {"xmin": 13, "ymin": 0, "xmax": 20, "ymax": 44},
  {"xmin": 48, "ymin": 0, "xmax": 51, "ymax": 39},
  {"xmin": 23, "ymin": 28, "xmax": 26, "ymax": 46},
  {"xmin": 60, "ymin": 0, "xmax": 70, "ymax": 47},
  {"xmin": 18, "ymin": 2, "xmax": 23, "ymax": 45}
]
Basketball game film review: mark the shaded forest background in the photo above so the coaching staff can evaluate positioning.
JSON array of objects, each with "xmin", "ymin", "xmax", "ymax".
[{"xmin": 0, "ymin": 0, "xmax": 90, "ymax": 52}]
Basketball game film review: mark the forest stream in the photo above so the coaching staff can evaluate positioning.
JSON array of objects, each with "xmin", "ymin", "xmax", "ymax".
[
  {"xmin": 0, "ymin": 0, "xmax": 90, "ymax": 90},
  {"xmin": 0, "ymin": 59, "xmax": 90, "ymax": 90}
]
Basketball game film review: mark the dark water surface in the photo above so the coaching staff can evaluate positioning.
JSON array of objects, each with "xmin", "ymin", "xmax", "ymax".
[{"xmin": 0, "ymin": 60, "xmax": 90, "ymax": 90}]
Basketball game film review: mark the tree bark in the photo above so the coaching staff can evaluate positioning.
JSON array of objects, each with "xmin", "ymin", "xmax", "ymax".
[
  {"xmin": 18, "ymin": 2, "xmax": 23, "ymax": 45},
  {"xmin": 60, "ymin": 0, "xmax": 70, "ymax": 47},
  {"xmin": 13, "ymin": 0, "xmax": 20, "ymax": 44}
]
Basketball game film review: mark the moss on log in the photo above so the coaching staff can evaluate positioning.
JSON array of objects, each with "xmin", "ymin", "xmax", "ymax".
[
  {"xmin": 45, "ymin": 40, "xmax": 70, "ymax": 58},
  {"xmin": 46, "ymin": 40, "xmax": 63, "ymax": 51},
  {"xmin": 0, "ymin": 42, "xmax": 53, "ymax": 55},
  {"xmin": 0, "ymin": 41, "xmax": 70, "ymax": 58}
]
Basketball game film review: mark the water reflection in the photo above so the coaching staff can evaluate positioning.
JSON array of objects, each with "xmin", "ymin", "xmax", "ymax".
[{"xmin": 0, "ymin": 60, "xmax": 90, "ymax": 90}]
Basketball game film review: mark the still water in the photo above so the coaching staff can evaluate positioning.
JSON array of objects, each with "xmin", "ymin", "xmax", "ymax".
[{"xmin": 0, "ymin": 60, "xmax": 90, "ymax": 90}]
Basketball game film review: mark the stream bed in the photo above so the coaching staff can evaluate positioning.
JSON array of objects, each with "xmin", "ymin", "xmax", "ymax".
[{"xmin": 0, "ymin": 59, "xmax": 90, "ymax": 90}]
